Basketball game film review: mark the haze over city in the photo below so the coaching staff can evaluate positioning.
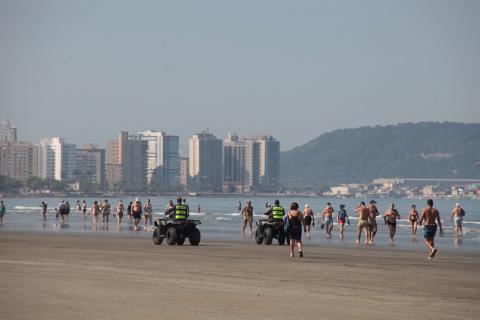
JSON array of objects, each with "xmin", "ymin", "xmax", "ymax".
[{"xmin": 1, "ymin": 0, "xmax": 479, "ymax": 151}]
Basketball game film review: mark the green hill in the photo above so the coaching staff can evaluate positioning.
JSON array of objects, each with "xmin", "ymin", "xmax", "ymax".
[{"xmin": 280, "ymin": 122, "xmax": 480, "ymax": 187}]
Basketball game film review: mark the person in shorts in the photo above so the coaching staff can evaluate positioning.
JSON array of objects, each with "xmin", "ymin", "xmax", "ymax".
[
  {"xmin": 131, "ymin": 198, "xmax": 142, "ymax": 230},
  {"xmin": 144, "ymin": 199, "xmax": 153, "ymax": 228},
  {"xmin": 241, "ymin": 201, "xmax": 254, "ymax": 238},
  {"xmin": 418, "ymin": 199, "xmax": 444, "ymax": 259},
  {"xmin": 337, "ymin": 204, "xmax": 349, "ymax": 240}
]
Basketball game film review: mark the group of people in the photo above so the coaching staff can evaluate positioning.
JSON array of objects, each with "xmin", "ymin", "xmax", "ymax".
[{"xmin": 240, "ymin": 198, "xmax": 465, "ymax": 259}]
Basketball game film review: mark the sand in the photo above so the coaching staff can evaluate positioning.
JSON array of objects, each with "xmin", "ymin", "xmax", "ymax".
[{"xmin": 0, "ymin": 231, "xmax": 479, "ymax": 320}]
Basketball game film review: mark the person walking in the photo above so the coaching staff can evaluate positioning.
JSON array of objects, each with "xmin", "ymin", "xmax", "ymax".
[
  {"xmin": 322, "ymin": 203, "xmax": 334, "ymax": 238},
  {"xmin": 384, "ymin": 203, "xmax": 401, "ymax": 244},
  {"xmin": 355, "ymin": 201, "xmax": 370, "ymax": 245},
  {"xmin": 418, "ymin": 199, "xmax": 444, "ymax": 259},
  {"xmin": 450, "ymin": 203, "xmax": 465, "ymax": 236},
  {"xmin": 302, "ymin": 204, "xmax": 315, "ymax": 239},
  {"xmin": 40, "ymin": 201, "xmax": 48, "ymax": 222},
  {"xmin": 65, "ymin": 201, "xmax": 71, "ymax": 223},
  {"xmin": 337, "ymin": 204, "xmax": 350, "ymax": 240},
  {"xmin": 0, "ymin": 200, "xmax": 6, "ymax": 225},
  {"xmin": 408, "ymin": 204, "xmax": 419, "ymax": 240},
  {"xmin": 115, "ymin": 200, "xmax": 124, "ymax": 225},
  {"xmin": 127, "ymin": 201, "xmax": 133, "ymax": 223},
  {"xmin": 92, "ymin": 201, "xmax": 100, "ymax": 224},
  {"xmin": 241, "ymin": 201, "xmax": 254, "ymax": 238},
  {"xmin": 368, "ymin": 200, "xmax": 379, "ymax": 244},
  {"xmin": 144, "ymin": 199, "xmax": 153, "ymax": 228},
  {"xmin": 81, "ymin": 200, "xmax": 87, "ymax": 217},
  {"xmin": 131, "ymin": 198, "xmax": 142, "ymax": 230},
  {"xmin": 101, "ymin": 200, "xmax": 111, "ymax": 223},
  {"xmin": 287, "ymin": 202, "xmax": 306, "ymax": 257}
]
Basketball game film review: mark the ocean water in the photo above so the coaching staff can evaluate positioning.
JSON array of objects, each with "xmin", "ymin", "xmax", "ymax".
[{"xmin": 1, "ymin": 196, "xmax": 479, "ymax": 251}]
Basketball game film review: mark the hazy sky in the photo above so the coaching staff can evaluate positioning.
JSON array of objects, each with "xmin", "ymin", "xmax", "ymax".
[{"xmin": 1, "ymin": 0, "xmax": 479, "ymax": 152}]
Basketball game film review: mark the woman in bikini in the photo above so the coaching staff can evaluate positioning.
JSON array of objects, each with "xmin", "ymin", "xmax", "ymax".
[{"xmin": 408, "ymin": 204, "xmax": 419, "ymax": 239}]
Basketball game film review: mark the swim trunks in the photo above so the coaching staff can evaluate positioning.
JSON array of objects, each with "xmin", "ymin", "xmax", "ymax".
[
  {"xmin": 369, "ymin": 220, "xmax": 377, "ymax": 230},
  {"xmin": 304, "ymin": 215, "xmax": 312, "ymax": 226},
  {"xmin": 454, "ymin": 216, "xmax": 463, "ymax": 226},
  {"xmin": 133, "ymin": 212, "xmax": 141, "ymax": 220},
  {"xmin": 324, "ymin": 216, "xmax": 333, "ymax": 225},
  {"xmin": 339, "ymin": 218, "xmax": 346, "ymax": 225},
  {"xmin": 424, "ymin": 225, "xmax": 437, "ymax": 239},
  {"xmin": 358, "ymin": 220, "xmax": 369, "ymax": 227}
]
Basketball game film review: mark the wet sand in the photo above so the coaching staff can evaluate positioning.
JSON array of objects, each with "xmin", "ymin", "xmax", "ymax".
[{"xmin": 0, "ymin": 231, "xmax": 479, "ymax": 320}]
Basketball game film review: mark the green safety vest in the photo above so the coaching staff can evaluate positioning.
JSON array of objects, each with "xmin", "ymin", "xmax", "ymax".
[
  {"xmin": 175, "ymin": 205, "xmax": 187, "ymax": 220},
  {"xmin": 272, "ymin": 206, "xmax": 284, "ymax": 220}
]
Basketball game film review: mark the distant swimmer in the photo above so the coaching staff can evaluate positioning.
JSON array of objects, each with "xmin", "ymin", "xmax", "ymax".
[
  {"xmin": 144, "ymin": 199, "xmax": 153, "ymax": 228},
  {"xmin": 418, "ymin": 199, "xmax": 444, "ymax": 260},
  {"xmin": 76, "ymin": 200, "xmax": 81, "ymax": 211},
  {"xmin": 40, "ymin": 201, "xmax": 47, "ymax": 222},
  {"xmin": 197, "ymin": 204, "xmax": 201, "ymax": 213},
  {"xmin": 450, "ymin": 203, "xmax": 465, "ymax": 236},
  {"xmin": 355, "ymin": 201, "xmax": 370, "ymax": 245},
  {"xmin": 383, "ymin": 203, "xmax": 401, "ymax": 245},
  {"xmin": 92, "ymin": 201, "xmax": 100, "ymax": 224},
  {"xmin": 238, "ymin": 201, "xmax": 242, "ymax": 211},
  {"xmin": 408, "ymin": 205, "xmax": 419, "ymax": 239},
  {"xmin": 101, "ymin": 199, "xmax": 111, "ymax": 224},
  {"xmin": 287, "ymin": 202, "xmax": 305, "ymax": 258},
  {"xmin": 337, "ymin": 204, "xmax": 349, "ymax": 240},
  {"xmin": 367, "ymin": 200, "xmax": 379, "ymax": 244},
  {"xmin": 0, "ymin": 200, "xmax": 6, "ymax": 225},
  {"xmin": 322, "ymin": 203, "xmax": 334, "ymax": 238},
  {"xmin": 241, "ymin": 201, "xmax": 254, "ymax": 238},
  {"xmin": 302, "ymin": 204, "xmax": 315, "ymax": 239},
  {"xmin": 115, "ymin": 199, "xmax": 124, "ymax": 225}
]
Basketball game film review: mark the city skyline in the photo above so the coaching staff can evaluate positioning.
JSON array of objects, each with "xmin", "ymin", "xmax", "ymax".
[{"xmin": 1, "ymin": 1, "xmax": 479, "ymax": 151}]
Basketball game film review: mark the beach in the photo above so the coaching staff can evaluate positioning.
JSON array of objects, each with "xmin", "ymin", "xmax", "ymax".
[{"xmin": 0, "ymin": 231, "xmax": 479, "ymax": 320}]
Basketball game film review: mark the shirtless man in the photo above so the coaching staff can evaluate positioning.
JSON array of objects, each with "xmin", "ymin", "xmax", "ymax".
[
  {"xmin": 450, "ymin": 203, "xmax": 465, "ymax": 236},
  {"xmin": 303, "ymin": 204, "xmax": 315, "ymax": 239},
  {"xmin": 132, "ymin": 198, "xmax": 142, "ymax": 230},
  {"xmin": 241, "ymin": 201, "xmax": 254, "ymax": 238},
  {"xmin": 383, "ymin": 203, "xmax": 401, "ymax": 244},
  {"xmin": 355, "ymin": 201, "xmax": 370, "ymax": 244},
  {"xmin": 418, "ymin": 199, "xmax": 444, "ymax": 259},
  {"xmin": 322, "ymin": 203, "xmax": 334, "ymax": 238},
  {"xmin": 101, "ymin": 199, "xmax": 111, "ymax": 223},
  {"xmin": 367, "ymin": 200, "xmax": 379, "ymax": 244}
]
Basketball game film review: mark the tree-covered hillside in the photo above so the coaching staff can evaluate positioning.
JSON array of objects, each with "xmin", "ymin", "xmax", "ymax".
[{"xmin": 280, "ymin": 122, "xmax": 480, "ymax": 187}]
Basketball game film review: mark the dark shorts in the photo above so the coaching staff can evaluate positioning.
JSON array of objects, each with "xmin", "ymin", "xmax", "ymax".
[
  {"xmin": 133, "ymin": 212, "xmax": 141, "ymax": 220},
  {"xmin": 387, "ymin": 221, "xmax": 396, "ymax": 227},
  {"xmin": 424, "ymin": 225, "xmax": 437, "ymax": 239},
  {"xmin": 304, "ymin": 215, "xmax": 312, "ymax": 226}
]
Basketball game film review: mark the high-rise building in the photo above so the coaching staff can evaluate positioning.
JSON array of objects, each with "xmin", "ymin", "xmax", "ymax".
[
  {"xmin": 257, "ymin": 136, "xmax": 280, "ymax": 191},
  {"xmin": 179, "ymin": 157, "xmax": 189, "ymax": 189},
  {"xmin": 222, "ymin": 134, "xmax": 280, "ymax": 193},
  {"xmin": 76, "ymin": 144, "xmax": 106, "ymax": 187},
  {"xmin": 0, "ymin": 119, "xmax": 17, "ymax": 143},
  {"xmin": 106, "ymin": 132, "xmax": 147, "ymax": 191},
  {"xmin": 37, "ymin": 137, "xmax": 76, "ymax": 182},
  {"xmin": 137, "ymin": 130, "xmax": 180, "ymax": 190},
  {"xmin": 0, "ymin": 142, "xmax": 37, "ymax": 181},
  {"xmin": 189, "ymin": 130, "xmax": 223, "ymax": 192},
  {"xmin": 223, "ymin": 133, "xmax": 245, "ymax": 192}
]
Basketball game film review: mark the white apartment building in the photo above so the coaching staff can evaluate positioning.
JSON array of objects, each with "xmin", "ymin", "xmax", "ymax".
[
  {"xmin": 37, "ymin": 137, "xmax": 76, "ymax": 182},
  {"xmin": 137, "ymin": 130, "xmax": 180, "ymax": 190}
]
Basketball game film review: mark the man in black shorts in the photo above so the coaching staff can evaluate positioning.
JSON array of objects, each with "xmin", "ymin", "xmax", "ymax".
[{"xmin": 302, "ymin": 204, "xmax": 315, "ymax": 239}]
